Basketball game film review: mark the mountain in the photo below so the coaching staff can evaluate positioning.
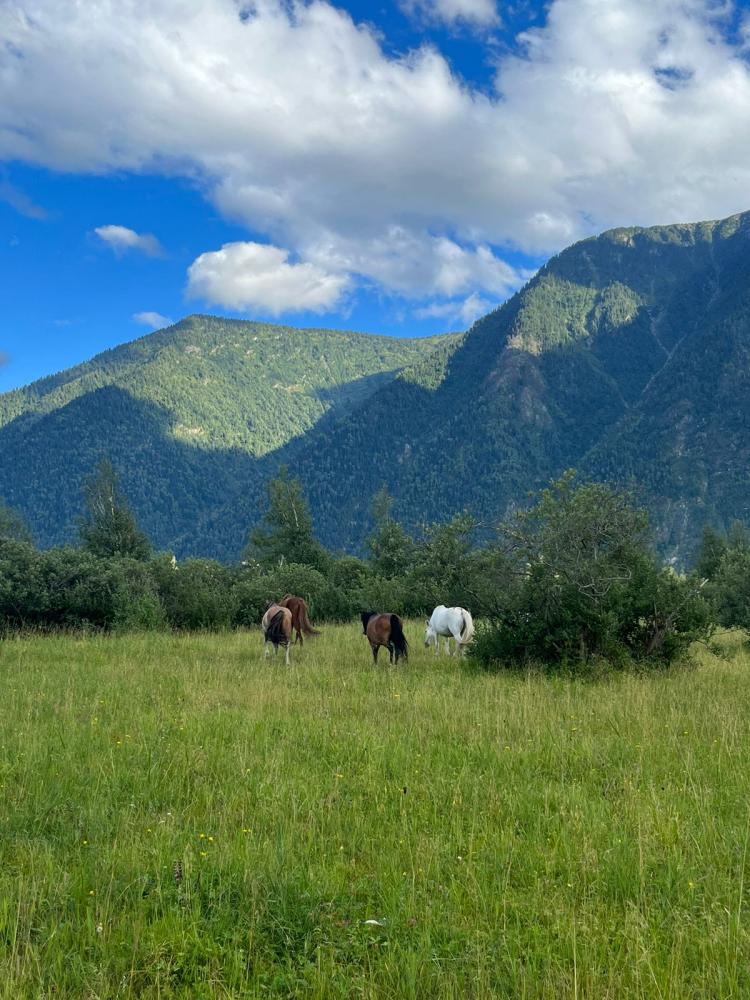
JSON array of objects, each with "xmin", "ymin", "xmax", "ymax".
[
  {"xmin": 3, "ymin": 212, "xmax": 750, "ymax": 562},
  {"xmin": 192, "ymin": 212, "xmax": 750, "ymax": 562},
  {"xmin": 0, "ymin": 318, "xmax": 454, "ymax": 551}
]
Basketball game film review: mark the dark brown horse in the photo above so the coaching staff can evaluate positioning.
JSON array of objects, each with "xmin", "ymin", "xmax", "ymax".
[
  {"xmin": 361, "ymin": 611, "xmax": 408, "ymax": 664},
  {"xmin": 262, "ymin": 603, "xmax": 293, "ymax": 665},
  {"xmin": 279, "ymin": 594, "xmax": 320, "ymax": 645}
]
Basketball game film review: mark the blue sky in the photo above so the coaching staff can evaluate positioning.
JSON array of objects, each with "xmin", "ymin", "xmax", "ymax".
[{"xmin": 2, "ymin": 0, "xmax": 750, "ymax": 391}]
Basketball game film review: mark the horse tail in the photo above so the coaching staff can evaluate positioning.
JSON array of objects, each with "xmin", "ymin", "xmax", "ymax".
[
  {"xmin": 300, "ymin": 603, "xmax": 320, "ymax": 637},
  {"xmin": 459, "ymin": 609, "xmax": 475, "ymax": 647},
  {"xmin": 389, "ymin": 614, "xmax": 408, "ymax": 660},
  {"xmin": 264, "ymin": 610, "xmax": 288, "ymax": 645}
]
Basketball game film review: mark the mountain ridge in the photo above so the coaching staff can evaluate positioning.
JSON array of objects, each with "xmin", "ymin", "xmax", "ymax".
[
  {"xmin": 0, "ymin": 318, "xmax": 458, "ymax": 549},
  {"xmin": 3, "ymin": 211, "xmax": 750, "ymax": 562}
]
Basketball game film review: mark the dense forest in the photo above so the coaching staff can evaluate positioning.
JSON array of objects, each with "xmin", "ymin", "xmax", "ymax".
[
  {"xmin": 3, "ymin": 212, "xmax": 750, "ymax": 563},
  {"xmin": 3, "ymin": 461, "xmax": 745, "ymax": 671}
]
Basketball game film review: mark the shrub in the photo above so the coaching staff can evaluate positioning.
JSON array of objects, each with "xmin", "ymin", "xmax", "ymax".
[
  {"xmin": 0, "ymin": 539, "xmax": 44, "ymax": 631},
  {"xmin": 470, "ymin": 474, "xmax": 712, "ymax": 670},
  {"xmin": 233, "ymin": 563, "xmax": 332, "ymax": 627},
  {"xmin": 38, "ymin": 549, "xmax": 163, "ymax": 630},
  {"xmin": 708, "ymin": 547, "xmax": 750, "ymax": 630},
  {"xmin": 152, "ymin": 557, "xmax": 236, "ymax": 630}
]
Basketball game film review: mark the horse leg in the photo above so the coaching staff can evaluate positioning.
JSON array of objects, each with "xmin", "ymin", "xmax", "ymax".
[
  {"xmin": 449, "ymin": 626, "xmax": 464, "ymax": 656},
  {"xmin": 284, "ymin": 643, "xmax": 290, "ymax": 666},
  {"xmin": 389, "ymin": 642, "xmax": 396, "ymax": 665},
  {"xmin": 264, "ymin": 639, "xmax": 271, "ymax": 658},
  {"xmin": 371, "ymin": 642, "xmax": 379, "ymax": 664}
]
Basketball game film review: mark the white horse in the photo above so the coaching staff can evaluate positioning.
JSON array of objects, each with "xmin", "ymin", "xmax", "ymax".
[{"xmin": 425, "ymin": 605, "xmax": 475, "ymax": 656}]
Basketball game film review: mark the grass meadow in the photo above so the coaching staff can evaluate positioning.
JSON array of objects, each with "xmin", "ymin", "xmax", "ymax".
[{"xmin": 2, "ymin": 624, "xmax": 750, "ymax": 998}]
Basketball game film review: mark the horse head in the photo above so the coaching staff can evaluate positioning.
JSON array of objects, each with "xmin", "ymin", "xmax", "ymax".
[{"xmin": 424, "ymin": 619, "xmax": 437, "ymax": 647}]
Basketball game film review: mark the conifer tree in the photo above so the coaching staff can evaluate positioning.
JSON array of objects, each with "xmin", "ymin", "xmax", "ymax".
[
  {"xmin": 0, "ymin": 500, "xmax": 31, "ymax": 544},
  {"xmin": 245, "ymin": 467, "xmax": 329, "ymax": 570},
  {"xmin": 366, "ymin": 487, "xmax": 414, "ymax": 578},
  {"xmin": 78, "ymin": 460, "xmax": 151, "ymax": 560}
]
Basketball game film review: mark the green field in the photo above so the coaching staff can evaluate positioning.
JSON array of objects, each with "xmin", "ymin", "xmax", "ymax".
[{"xmin": 2, "ymin": 625, "xmax": 750, "ymax": 998}]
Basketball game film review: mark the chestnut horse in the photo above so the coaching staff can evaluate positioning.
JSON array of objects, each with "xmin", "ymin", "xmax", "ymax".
[
  {"xmin": 262, "ymin": 603, "xmax": 293, "ymax": 665},
  {"xmin": 360, "ymin": 611, "xmax": 408, "ymax": 664},
  {"xmin": 279, "ymin": 594, "xmax": 320, "ymax": 645}
]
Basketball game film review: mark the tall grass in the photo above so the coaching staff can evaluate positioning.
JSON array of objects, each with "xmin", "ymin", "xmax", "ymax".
[{"xmin": 1, "ymin": 625, "xmax": 749, "ymax": 997}]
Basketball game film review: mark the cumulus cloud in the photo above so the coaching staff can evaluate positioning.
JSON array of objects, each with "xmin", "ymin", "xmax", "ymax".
[
  {"xmin": 133, "ymin": 311, "xmax": 173, "ymax": 329},
  {"xmin": 401, "ymin": 0, "xmax": 499, "ymax": 28},
  {"xmin": 416, "ymin": 292, "xmax": 496, "ymax": 327},
  {"xmin": 94, "ymin": 225, "xmax": 163, "ymax": 257},
  {"xmin": 186, "ymin": 242, "xmax": 350, "ymax": 315},
  {"xmin": 2, "ymin": 0, "xmax": 750, "ymax": 312},
  {"xmin": 303, "ymin": 229, "xmax": 525, "ymax": 299}
]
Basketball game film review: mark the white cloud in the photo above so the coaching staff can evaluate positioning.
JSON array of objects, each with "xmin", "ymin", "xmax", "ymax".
[
  {"xmin": 2, "ymin": 0, "xmax": 750, "ymax": 313},
  {"xmin": 133, "ymin": 311, "xmax": 173, "ymax": 329},
  {"xmin": 401, "ymin": 0, "xmax": 499, "ymax": 28},
  {"xmin": 94, "ymin": 225, "xmax": 163, "ymax": 257},
  {"xmin": 416, "ymin": 292, "xmax": 496, "ymax": 326},
  {"xmin": 305, "ymin": 229, "xmax": 525, "ymax": 299},
  {"xmin": 0, "ymin": 178, "xmax": 47, "ymax": 219},
  {"xmin": 186, "ymin": 242, "xmax": 349, "ymax": 315}
]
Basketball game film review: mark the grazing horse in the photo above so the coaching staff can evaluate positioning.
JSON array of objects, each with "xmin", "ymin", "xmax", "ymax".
[
  {"xmin": 279, "ymin": 594, "xmax": 320, "ymax": 646},
  {"xmin": 262, "ymin": 603, "xmax": 293, "ymax": 665},
  {"xmin": 425, "ymin": 605, "xmax": 475, "ymax": 656},
  {"xmin": 361, "ymin": 611, "xmax": 408, "ymax": 664}
]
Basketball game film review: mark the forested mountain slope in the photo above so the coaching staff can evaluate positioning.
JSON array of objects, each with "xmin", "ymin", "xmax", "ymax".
[
  {"xmin": 198, "ymin": 211, "xmax": 750, "ymax": 561},
  {"xmin": 0, "ymin": 318, "xmax": 454, "ymax": 549},
  {"xmin": 3, "ymin": 212, "xmax": 750, "ymax": 562}
]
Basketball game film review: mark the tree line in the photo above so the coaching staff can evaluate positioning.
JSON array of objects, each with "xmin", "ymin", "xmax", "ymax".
[{"xmin": 1, "ymin": 459, "xmax": 741, "ymax": 670}]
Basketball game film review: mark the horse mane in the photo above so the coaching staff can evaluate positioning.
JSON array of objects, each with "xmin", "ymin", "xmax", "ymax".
[
  {"xmin": 360, "ymin": 611, "xmax": 376, "ymax": 634},
  {"xmin": 389, "ymin": 614, "xmax": 408, "ymax": 660}
]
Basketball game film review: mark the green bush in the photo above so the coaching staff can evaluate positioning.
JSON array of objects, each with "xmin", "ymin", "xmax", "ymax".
[
  {"xmin": 470, "ymin": 475, "xmax": 713, "ymax": 670},
  {"xmin": 233, "ymin": 563, "xmax": 332, "ymax": 627},
  {"xmin": 708, "ymin": 547, "xmax": 750, "ymax": 630},
  {"xmin": 152, "ymin": 557, "xmax": 236, "ymax": 630},
  {"xmin": 38, "ymin": 549, "xmax": 163, "ymax": 631},
  {"xmin": 0, "ymin": 539, "xmax": 44, "ymax": 631}
]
